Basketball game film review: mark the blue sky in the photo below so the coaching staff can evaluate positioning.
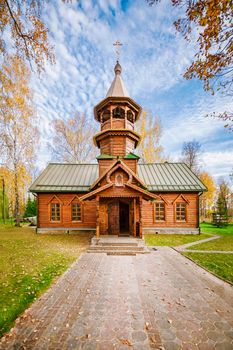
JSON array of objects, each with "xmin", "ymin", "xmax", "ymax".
[{"xmin": 32, "ymin": 0, "xmax": 233, "ymax": 182}]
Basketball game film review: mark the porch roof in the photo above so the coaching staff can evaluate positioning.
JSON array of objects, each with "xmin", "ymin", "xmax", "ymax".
[{"xmin": 30, "ymin": 162, "xmax": 207, "ymax": 193}]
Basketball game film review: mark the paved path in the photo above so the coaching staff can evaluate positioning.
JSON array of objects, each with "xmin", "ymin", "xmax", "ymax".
[
  {"xmin": 176, "ymin": 235, "xmax": 221, "ymax": 251},
  {"xmin": 1, "ymin": 249, "xmax": 233, "ymax": 350}
]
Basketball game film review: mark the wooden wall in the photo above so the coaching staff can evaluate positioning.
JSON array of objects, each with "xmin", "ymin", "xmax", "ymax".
[
  {"xmin": 141, "ymin": 193, "xmax": 199, "ymax": 228},
  {"xmin": 37, "ymin": 191, "xmax": 199, "ymax": 230},
  {"xmin": 37, "ymin": 193, "xmax": 96, "ymax": 228}
]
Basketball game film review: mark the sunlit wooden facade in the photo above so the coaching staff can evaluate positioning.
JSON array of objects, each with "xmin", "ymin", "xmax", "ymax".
[{"xmin": 31, "ymin": 62, "xmax": 206, "ymax": 236}]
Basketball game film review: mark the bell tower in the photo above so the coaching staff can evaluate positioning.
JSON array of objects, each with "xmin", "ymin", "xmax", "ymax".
[{"xmin": 93, "ymin": 61, "xmax": 142, "ymax": 175}]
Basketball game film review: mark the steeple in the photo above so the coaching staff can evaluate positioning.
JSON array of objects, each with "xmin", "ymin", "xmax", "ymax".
[
  {"xmin": 106, "ymin": 61, "xmax": 129, "ymax": 98},
  {"xmin": 93, "ymin": 62, "xmax": 142, "ymax": 161}
]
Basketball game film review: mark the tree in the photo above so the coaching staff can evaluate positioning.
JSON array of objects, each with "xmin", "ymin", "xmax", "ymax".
[
  {"xmin": 24, "ymin": 196, "xmax": 37, "ymax": 218},
  {"xmin": 0, "ymin": 56, "xmax": 39, "ymax": 226},
  {"xmin": 199, "ymin": 172, "xmax": 216, "ymax": 220},
  {"xmin": 148, "ymin": 0, "xmax": 233, "ymax": 131},
  {"xmin": 0, "ymin": 0, "xmax": 54, "ymax": 72},
  {"xmin": 50, "ymin": 113, "xmax": 96, "ymax": 163},
  {"xmin": 136, "ymin": 110, "xmax": 164, "ymax": 163},
  {"xmin": 181, "ymin": 140, "xmax": 201, "ymax": 174},
  {"xmin": 216, "ymin": 178, "xmax": 231, "ymax": 217}
]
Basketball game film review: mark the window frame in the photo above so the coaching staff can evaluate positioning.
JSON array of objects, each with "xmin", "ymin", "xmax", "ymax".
[
  {"xmin": 154, "ymin": 201, "xmax": 166, "ymax": 222},
  {"xmin": 71, "ymin": 202, "xmax": 82, "ymax": 222},
  {"xmin": 175, "ymin": 202, "xmax": 187, "ymax": 222},
  {"xmin": 50, "ymin": 202, "xmax": 61, "ymax": 222}
]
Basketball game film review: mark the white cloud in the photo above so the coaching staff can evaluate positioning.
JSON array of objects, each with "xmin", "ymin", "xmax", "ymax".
[{"xmin": 28, "ymin": 0, "xmax": 232, "ymax": 179}]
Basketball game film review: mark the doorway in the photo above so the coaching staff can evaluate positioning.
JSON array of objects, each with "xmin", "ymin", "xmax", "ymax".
[{"xmin": 119, "ymin": 201, "xmax": 129, "ymax": 235}]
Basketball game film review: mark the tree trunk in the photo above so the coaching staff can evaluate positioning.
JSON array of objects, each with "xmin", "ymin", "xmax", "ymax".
[{"xmin": 14, "ymin": 166, "xmax": 20, "ymax": 227}]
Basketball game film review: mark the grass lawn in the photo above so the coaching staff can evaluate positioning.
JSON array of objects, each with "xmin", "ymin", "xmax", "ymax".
[
  {"xmin": 187, "ymin": 236, "xmax": 233, "ymax": 251},
  {"xmin": 144, "ymin": 233, "xmax": 210, "ymax": 246},
  {"xmin": 188, "ymin": 222, "xmax": 233, "ymax": 251},
  {"xmin": 0, "ymin": 224, "xmax": 91, "ymax": 337},
  {"xmin": 184, "ymin": 223, "xmax": 233, "ymax": 284},
  {"xmin": 183, "ymin": 252, "xmax": 233, "ymax": 284},
  {"xmin": 200, "ymin": 222, "xmax": 233, "ymax": 236}
]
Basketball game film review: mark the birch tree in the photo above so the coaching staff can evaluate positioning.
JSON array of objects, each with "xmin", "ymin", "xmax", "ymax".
[
  {"xmin": 0, "ymin": 0, "xmax": 54, "ymax": 73},
  {"xmin": 136, "ymin": 110, "xmax": 164, "ymax": 163},
  {"xmin": 50, "ymin": 113, "xmax": 96, "ymax": 163},
  {"xmin": 0, "ymin": 56, "xmax": 39, "ymax": 225},
  {"xmin": 181, "ymin": 140, "xmax": 202, "ymax": 174}
]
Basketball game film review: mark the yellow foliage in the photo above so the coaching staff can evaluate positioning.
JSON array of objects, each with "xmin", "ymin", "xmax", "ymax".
[
  {"xmin": 136, "ymin": 110, "xmax": 164, "ymax": 163},
  {"xmin": 0, "ymin": 56, "xmax": 38, "ymax": 219},
  {"xmin": 0, "ymin": 0, "xmax": 54, "ymax": 73},
  {"xmin": 199, "ymin": 172, "xmax": 217, "ymax": 218}
]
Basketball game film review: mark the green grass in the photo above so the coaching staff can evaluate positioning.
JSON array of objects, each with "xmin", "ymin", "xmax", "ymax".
[
  {"xmin": 183, "ymin": 253, "xmax": 233, "ymax": 284},
  {"xmin": 0, "ymin": 225, "xmax": 91, "ymax": 337},
  {"xmin": 187, "ymin": 236, "xmax": 233, "ymax": 251},
  {"xmin": 144, "ymin": 233, "xmax": 210, "ymax": 246},
  {"xmin": 200, "ymin": 222, "xmax": 233, "ymax": 236},
  {"xmin": 188, "ymin": 222, "xmax": 233, "ymax": 251}
]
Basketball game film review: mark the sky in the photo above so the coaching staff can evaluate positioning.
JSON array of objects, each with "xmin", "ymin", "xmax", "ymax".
[{"xmin": 31, "ymin": 0, "xmax": 233, "ymax": 182}]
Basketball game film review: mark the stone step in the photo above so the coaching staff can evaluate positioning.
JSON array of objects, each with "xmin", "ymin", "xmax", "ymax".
[
  {"xmin": 86, "ymin": 250, "xmax": 149, "ymax": 255},
  {"xmin": 88, "ymin": 245, "xmax": 144, "ymax": 251},
  {"xmin": 99, "ymin": 242, "xmax": 138, "ymax": 247}
]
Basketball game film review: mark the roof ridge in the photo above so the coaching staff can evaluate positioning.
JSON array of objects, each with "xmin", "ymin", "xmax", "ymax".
[{"xmin": 49, "ymin": 162, "xmax": 98, "ymax": 165}]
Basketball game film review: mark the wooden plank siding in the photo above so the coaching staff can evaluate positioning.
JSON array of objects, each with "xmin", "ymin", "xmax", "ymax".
[
  {"xmin": 37, "ymin": 193, "xmax": 96, "ymax": 229},
  {"xmin": 141, "ymin": 193, "xmax": 199, "ymax": 228},
  {"xmin": 37, "ymin": 191, "xmax": 199, "ymax": 231}
]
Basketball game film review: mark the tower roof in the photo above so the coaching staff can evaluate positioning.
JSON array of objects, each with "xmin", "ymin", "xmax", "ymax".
[{"xmin": 106, "ymin": 61, "xmax": 129, "ymax": 98}]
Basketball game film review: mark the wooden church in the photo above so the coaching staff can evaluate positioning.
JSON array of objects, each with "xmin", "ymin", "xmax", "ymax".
[{"xmin": 30, "ymin": 61, "xmax": 206, "ymax": 237}]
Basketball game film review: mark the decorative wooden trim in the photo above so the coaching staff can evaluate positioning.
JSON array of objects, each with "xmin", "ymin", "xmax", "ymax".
[
  {"xmin": 126, "ymin": 183, "xmax": 161, "ymax": 200},
  {"xmin": 106, "ymin": 163, "xmax": 133, "ymax": 184},
  {"xmin": 46, "ymin": 194, "xmax": 63, "ymax": 205},
  {"xmin": 67, "ymin": 195, "xmax": 82, "ymax": 206},
  {"xmin": 80, "ymin": 183, "xmax": 113, "ymax": 201},
  {"xmin": 90, "ymin": 159, "xmax": 118, "ymax": 190},
  {"xmin": 90, "ymin": 159, "xmax": 146, "ymax": 190},
  {"xmin": 172, "ymin": 194, "xmax": 190, "ymax": 205}
]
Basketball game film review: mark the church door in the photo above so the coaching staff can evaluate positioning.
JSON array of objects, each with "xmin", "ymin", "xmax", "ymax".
[{"xmin": 108, "ymin": 200, "xmax": 119, "ymax": 234}]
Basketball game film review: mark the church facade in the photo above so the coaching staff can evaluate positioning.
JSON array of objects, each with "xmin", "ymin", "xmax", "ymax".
[{"xmin": 30, "ymin": 62, "xmax": 206, "ymax": 237}]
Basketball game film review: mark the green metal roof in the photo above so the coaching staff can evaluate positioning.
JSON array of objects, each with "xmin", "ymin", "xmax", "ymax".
[{"xmin": 30, "ymin": 162, "xmax": 207, "ymax": 193}]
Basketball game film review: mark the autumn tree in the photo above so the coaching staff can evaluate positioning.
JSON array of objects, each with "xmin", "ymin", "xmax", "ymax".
[
  {"xmin": 216, "ymin": 178, "xmax": 231, "ymax": 217},
  {"xmin": 199, "ymin": 172, "xmax": 216, "ymax": 220},
  {"xmin": 0, "ymin": 56, "xmax": 39, "ymax": 225},
  {"xmin": 181, "ymin": 140, "xmax": 202, "ymax": 174},
  {"xmin": 136, "ymin": 110, "xmax": 164, "ymax": 163},
  {"xmin": 148, "ymin": 0, "xmax": 233, "ymax": 131},
  {"xmin": 50, "ymin": 113, "xmax": 96, "ymax": 163},
  {"xmin": 0, "ymin": 0, "xmax": 54, "ymax": 72}
]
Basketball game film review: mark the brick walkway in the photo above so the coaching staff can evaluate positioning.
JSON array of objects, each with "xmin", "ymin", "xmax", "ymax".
[{"xmin": 1, "ymin": 249, "xmax": 233, "ymax": 350}]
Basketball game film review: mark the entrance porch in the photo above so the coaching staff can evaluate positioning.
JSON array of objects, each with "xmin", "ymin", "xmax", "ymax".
[{"xmin": 96, "ymin": 197, "xmax": 142, "ymax": 238}]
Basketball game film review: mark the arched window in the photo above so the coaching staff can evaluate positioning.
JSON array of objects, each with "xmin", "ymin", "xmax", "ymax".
[
  {"xmin": 113, "ymin": 107, "xmax": 125, "ymax": 119},
  {"xmin": 127, "ymin": 110, "xmax": 134, "ymax": 122},
  {"xmin": 102, "ymin": 110, "xmax": 110, "ymax": 122}
]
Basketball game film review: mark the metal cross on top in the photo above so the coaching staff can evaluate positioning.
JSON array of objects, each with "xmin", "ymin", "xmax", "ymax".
[{"xmin": 113, "ymin": 40, "xmax": 122, "ymax": 61}]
